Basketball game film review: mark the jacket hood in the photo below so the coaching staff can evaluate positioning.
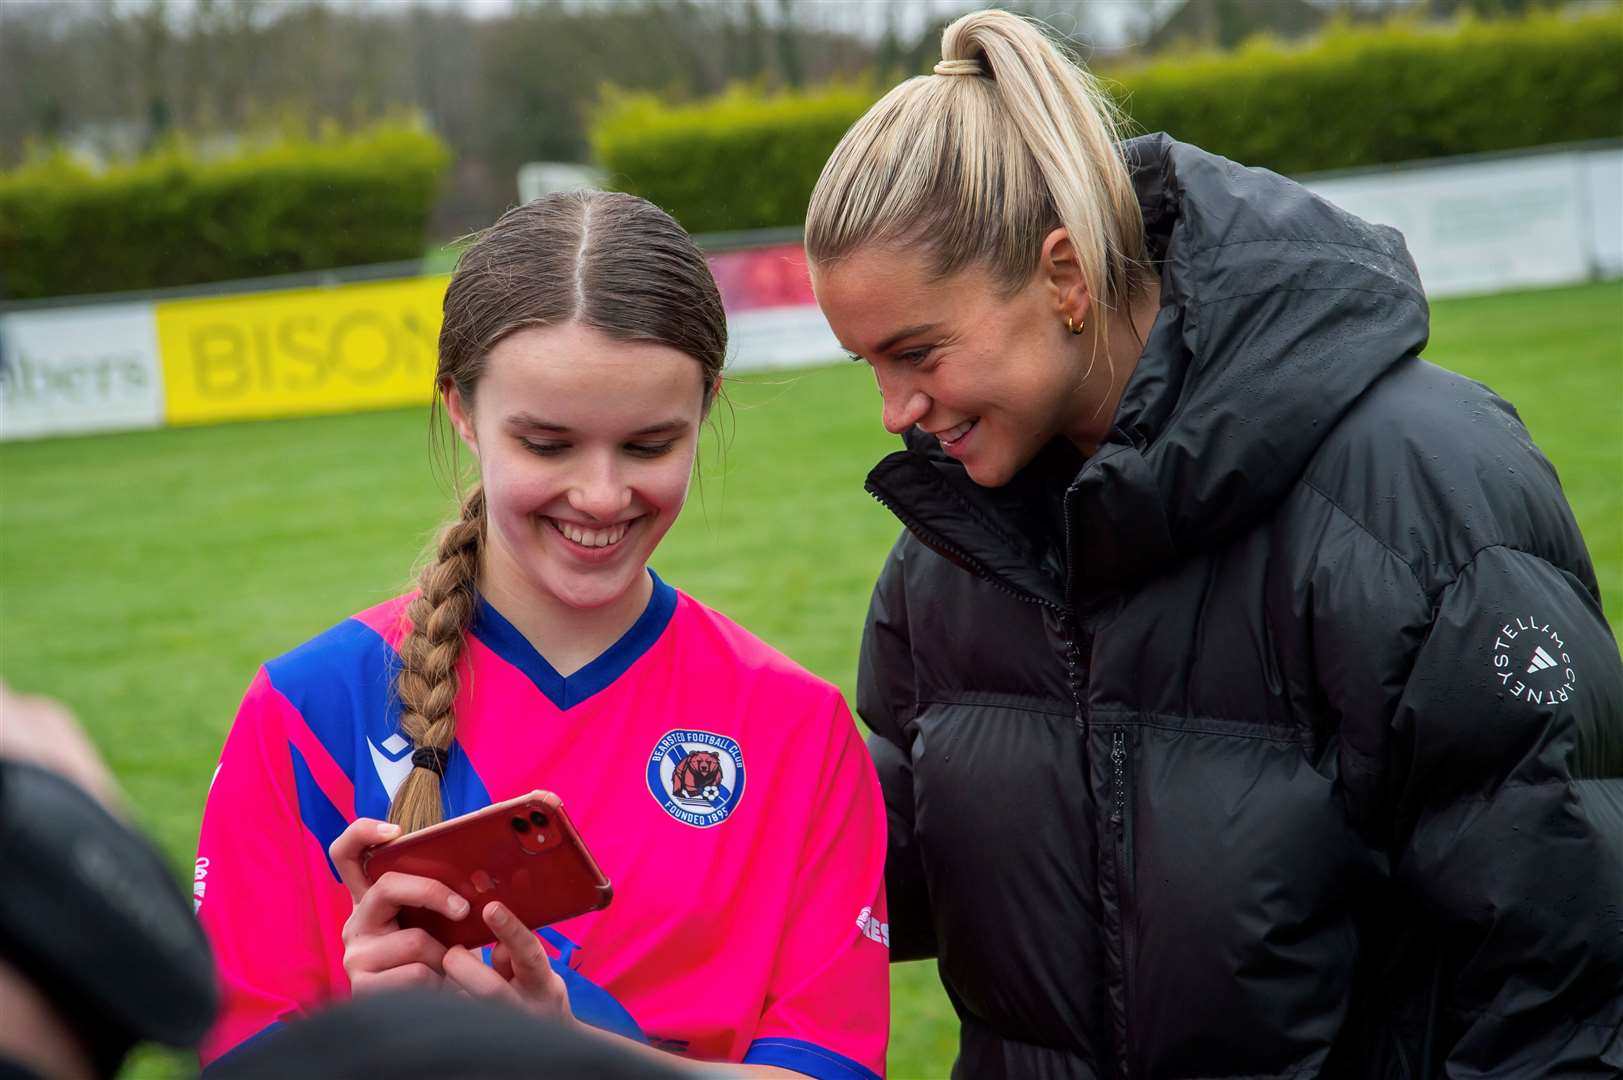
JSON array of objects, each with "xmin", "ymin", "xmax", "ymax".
[{"xmin": 868, "ymin": 133, "xmax": 1430, "ymax": 597}]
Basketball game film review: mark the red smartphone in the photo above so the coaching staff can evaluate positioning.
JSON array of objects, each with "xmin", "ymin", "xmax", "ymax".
[{"xmin": 361, "ymin": 790, "xmax": 612, "ymax": 950}]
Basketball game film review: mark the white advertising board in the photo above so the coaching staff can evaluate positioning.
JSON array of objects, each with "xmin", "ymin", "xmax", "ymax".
[
  {"xmin": 727, "ymin": 306, "xmax": 845, "ymax": 373},
  {"xmin": 3, "ymin": 144, "xmax": 1615, "ymax": 441},
  {"xmin": 1581, "ymin": 150, "xmax": 1623, "ymax": 278},
  {"xmin": 0, "ymin": 302, "xmax": 165, "ymax": 441},
  {"xmin": 1304, "ymin": 147, "xmax": 1621, "ymax": 299}
]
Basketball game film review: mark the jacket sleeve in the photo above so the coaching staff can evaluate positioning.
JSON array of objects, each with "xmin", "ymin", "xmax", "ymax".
[
  {"xmin": 855, "ymin": 532, "xmax": 937, "ymax": 963},
  {"xmin": 1330, "ymin": 540, "xmax": 1623, "ymax": 1074}
]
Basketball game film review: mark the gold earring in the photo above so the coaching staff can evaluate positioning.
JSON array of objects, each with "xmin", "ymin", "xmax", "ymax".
[{"xmin": 1066, "ymin": 316, "xmax": 1085, "ymax": 335}]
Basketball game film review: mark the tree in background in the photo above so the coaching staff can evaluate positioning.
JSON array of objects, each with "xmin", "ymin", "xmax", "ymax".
[
  {"xmin": 1145, "ymin": 0, "xmax": 1328, "ymax": 52},
  {"xmin": 0, "ymin": 0, "xmax": 874, "ymax": 237},
  {"xmin": 3, "ymin": 0, "xmax": 1579, "ymax": 242}
]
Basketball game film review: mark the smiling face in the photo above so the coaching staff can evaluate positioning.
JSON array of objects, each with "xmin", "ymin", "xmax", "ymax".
[
  {"xmin": 446, "ymin": 321, "xmax": 706, "ymax": 614},
  {"xmin": 811, "ymin": 242, "xmax": 1092, "ymax": 488}
]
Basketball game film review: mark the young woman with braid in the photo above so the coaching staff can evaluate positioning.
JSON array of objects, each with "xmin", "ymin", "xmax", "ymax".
[{"xmin": 194, "ymin": 192, "xmax": 890, "ymax": 1079}]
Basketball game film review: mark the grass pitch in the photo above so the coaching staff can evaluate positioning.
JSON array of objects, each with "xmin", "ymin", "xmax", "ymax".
[{"xmin": 1, "ymin": 280, "xmax": 1618, "ymax": 1079}]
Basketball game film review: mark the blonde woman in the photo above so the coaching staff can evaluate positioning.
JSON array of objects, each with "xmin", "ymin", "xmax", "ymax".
[{"xmin": 806, "ymin": 9, "xmax": 1623, "ymax": 1078}]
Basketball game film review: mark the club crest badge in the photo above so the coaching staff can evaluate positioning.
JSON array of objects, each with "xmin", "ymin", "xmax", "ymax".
[{"xmin": 647, "ymin": 729, "xmax": 746, "ymax": 828}]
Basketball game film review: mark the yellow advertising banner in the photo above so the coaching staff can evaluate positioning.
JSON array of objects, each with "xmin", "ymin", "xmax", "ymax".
[{"xmin": 155, "ymin": 275, "xmax": 449, "ymax": 425}]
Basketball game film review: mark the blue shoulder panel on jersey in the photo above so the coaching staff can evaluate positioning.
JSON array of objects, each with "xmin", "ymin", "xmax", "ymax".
[
  {"xmin": 744, "ymin": 1038, "xmax": 882, "ymax": 1080},
  {"xmin": 440, "ymin": 748, "xmax": 492, "ymax": 819},
  {"xmin": 265, "ymin": 617, "xmax": 401, "ymax": 820},
  {"xmin": 288, "ymin": 744, "xmax": 347, "ymax": 882},
  {"xmin": 471, "ymin": 568, "xmax": 678, "ymax": 710},
  {"xmin": 265, "ymin": 616, "xmax": 490, "ymax": 823}
]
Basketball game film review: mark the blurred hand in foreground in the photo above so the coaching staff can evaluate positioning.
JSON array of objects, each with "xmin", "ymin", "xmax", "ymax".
[{"xmin": 0, "ymin": 681, "xmax": 125, "ymax": 813}]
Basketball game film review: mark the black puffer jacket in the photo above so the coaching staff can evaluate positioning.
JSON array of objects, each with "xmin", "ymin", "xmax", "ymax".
[{"xmin": 859, "ymin": 135, "xmax": 1623, "ymax": 1079}]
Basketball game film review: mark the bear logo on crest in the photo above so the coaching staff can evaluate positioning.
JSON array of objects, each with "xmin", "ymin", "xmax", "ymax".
[
  {"xmin": 647, "ymin": 730, "xmax": 746, "ymax": 829},
  {"xmin": 671, "ymin": 750, "xmax": 723, "ymax": 801}
]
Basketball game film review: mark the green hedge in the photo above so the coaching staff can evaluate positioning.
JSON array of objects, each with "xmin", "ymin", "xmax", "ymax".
[
  {"xmin": 591, "ymin": 85, "xmax": 882, "ymax": 236},
  {"xmin": 592, "ymin": 10, "xmax": 1623, "ymax": 232},
  {"xmin": 0, "ymin": 123, "xmax": 451, "ymax": 301},
  {"xmin": 1121, "ymin": 13, "xmax": 1623, "ymax": 176}
]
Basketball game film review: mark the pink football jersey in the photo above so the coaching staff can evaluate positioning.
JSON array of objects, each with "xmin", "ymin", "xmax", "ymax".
[{"xmin": 195, "ymin": 571, "xmax": 890, "ymax": 1078}]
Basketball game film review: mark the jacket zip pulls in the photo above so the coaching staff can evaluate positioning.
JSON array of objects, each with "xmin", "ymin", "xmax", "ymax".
[
  {"xmin": 870, "ymin": 475, "xmax": 1139, "ymax": 1068},
  {"xmin": 1058, "ymin": 473, "xmax": 1136, "ymax": 1077},
  {"xmin": 1056, "ymin": 495, "xmax": 1132, "ymax": 1072},
  {"xmin": 1110, "ymin": 729, "xmax": 1127, "ymax": 827},
  {"xmin": 1060, "ymin": 484, "xmax": 1090, "ymax": 738},
  {"xmin": 1110, "ymin": 726, "xmax": 1138, "ymax": 1079},
  {"xmin": 1064, "ymin": 628, "xmax": 1087, "ymax": 734}
]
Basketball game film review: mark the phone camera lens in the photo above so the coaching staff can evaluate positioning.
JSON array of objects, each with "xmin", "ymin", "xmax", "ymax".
[
  {"xmin": 510, "ymin": 816, "xmax": 530, "ymax": 833},
  {"xmin": 529, "ymin": 811, "xmax": 549, "ymax": 829}
]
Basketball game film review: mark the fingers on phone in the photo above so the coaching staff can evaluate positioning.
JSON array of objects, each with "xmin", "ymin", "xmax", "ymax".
[
  {"xmin": 484, "ymin": 903, "xmax": 544, "ymax": 968},
  {"xmin": 349, "ymin": 926, "xmax": 448, "ymax": 974},
  {"xmin": 329, "ymin": 817, "xmax": 401, "ymax": 902},
  {"xmin": 484, "ymin": 903, "xmax": 568, "ymax": 1011},
  {"xmin": 443, "ymin": 945, "xmax": 515, "ymax": 1002},
  {"xmin": 348, "ymin": 871, "xmax": 469, "ymax": 937}
]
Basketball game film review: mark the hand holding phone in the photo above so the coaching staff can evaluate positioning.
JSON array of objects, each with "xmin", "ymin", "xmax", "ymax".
[
  {"xmin": 359, "ymin": 791, "xmax": 612, "ymax": 951},
  {"xmin": 440, "ymin": 896, "xmax": 575, "ymax": 1021},
  {"xmin": 328, "ymin": 818, "xmax": 461, "ymax": 995}
]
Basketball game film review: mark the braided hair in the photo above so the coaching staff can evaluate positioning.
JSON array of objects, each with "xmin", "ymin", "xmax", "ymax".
[{"xmin": 387, "ymin": 191, "xmax": 726, "ymax": 831}]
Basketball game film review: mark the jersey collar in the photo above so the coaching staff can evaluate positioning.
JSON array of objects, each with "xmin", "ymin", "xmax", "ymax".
[{"xmin": 471, "ymin": 569, "xmax": 678, "ymax": 710}]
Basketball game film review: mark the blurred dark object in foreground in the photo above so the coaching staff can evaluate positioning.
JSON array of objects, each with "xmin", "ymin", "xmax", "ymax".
[
  {"xmin": 205, "ymin": 989, "xmax": 692, "ymax": 1080},
  {"xmin": 0, "ymin": 683, "xmax": 218, "ymax": 1080}
]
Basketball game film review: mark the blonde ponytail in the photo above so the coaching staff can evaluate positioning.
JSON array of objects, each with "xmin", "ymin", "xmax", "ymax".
[
  {"xmin": 388, "ymin": 486, "xmax": 485, "ymax": 833},
  {"xmin": 806, "ymin": 9, "xmax": 1148, "ymax": 341}
]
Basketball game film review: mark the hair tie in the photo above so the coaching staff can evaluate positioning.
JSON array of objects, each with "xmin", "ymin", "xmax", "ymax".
[
  {"xmin": 411, "ymin": 746, "xmax": 450, "ymax": 775},
  {"xmin": 933, "ymin": 58, "xmax": 985, "ymax": 77}
]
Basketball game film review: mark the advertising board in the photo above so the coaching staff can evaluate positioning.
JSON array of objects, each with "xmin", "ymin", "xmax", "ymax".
[
  {"xmin": 155, "ymin": 276, "xmax": 447, "ymax": 426},
  {"xmin": 0, "ymin": 302, "xmax": 165, "ymax": 440}
]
